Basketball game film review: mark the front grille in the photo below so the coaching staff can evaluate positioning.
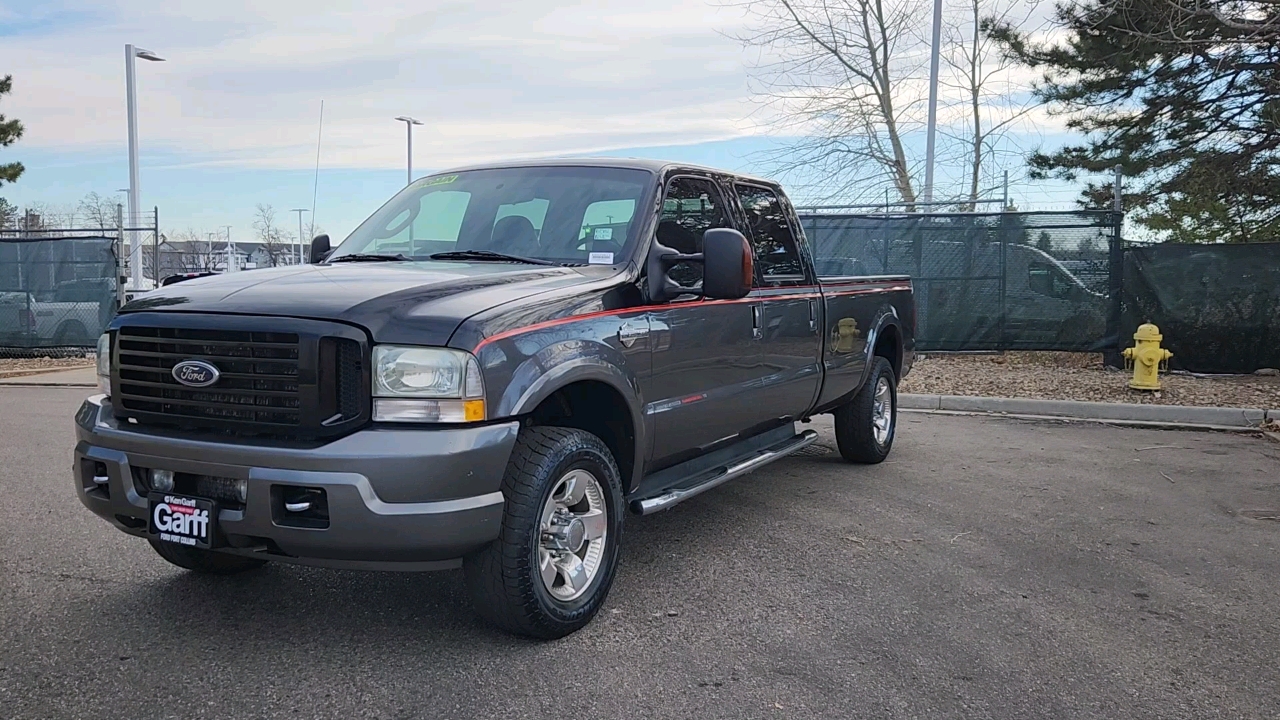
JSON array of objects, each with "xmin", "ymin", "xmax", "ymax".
[
  {"xmin": 117, "ymin": 327, "xmax": 303, "ymax": 427},
  {"xmin": 112, "ymin": 316, "xmax": 368, "ymax": 439}
]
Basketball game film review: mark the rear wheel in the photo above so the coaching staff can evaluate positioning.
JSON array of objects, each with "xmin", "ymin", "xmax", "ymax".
[
  {"xmin": 148, "ymin": 539, "xmax": 268, "ymax": 575},
  {"xmin": 54, "ymin": 321, "xmax": 88, "ymax": 346},
  {"xmin": 833, "ymin": 356, "xmax": 897, "ymax": 464},
  {"xmin": 464, "ymin": 426, "xmax": 624, "ymax": 639}
]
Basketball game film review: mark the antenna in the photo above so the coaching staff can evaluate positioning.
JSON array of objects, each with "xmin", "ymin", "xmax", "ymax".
[{"xmin": 310, "ymin": 100, "xmax": 324, "ymax": 239}]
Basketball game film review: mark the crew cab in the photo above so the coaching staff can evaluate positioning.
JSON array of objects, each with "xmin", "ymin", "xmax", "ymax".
[{"xmin": 74, "ymin": 159, "xmax": 915, "ymax": 638}]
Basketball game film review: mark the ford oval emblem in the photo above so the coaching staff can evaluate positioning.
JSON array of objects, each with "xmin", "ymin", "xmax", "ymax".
[{"xmin": 172, "ymin": 359, "xmax": 220, "ymax": 388}]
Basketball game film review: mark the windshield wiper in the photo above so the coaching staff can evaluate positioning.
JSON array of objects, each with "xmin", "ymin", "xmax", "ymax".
[
  {"xmin": 428, "ymin": 250, "xmax": 556, "ymax": 266},
  {"xmin": 327, "ymin": 252, "xmax": 410, "ymax": 263}
]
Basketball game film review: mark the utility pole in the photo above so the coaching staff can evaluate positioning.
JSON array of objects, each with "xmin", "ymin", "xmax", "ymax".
[
  {"xmin": 222, "ymin": 225, "xmax": 234, "ymax": 271},
  {"xmin": 922, "ymin": 0, "xmax": 943, "ymax": 210}
]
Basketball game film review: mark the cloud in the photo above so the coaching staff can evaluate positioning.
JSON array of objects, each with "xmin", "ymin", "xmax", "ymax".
[{"xmin": 0, "ymin": 0, "xmax": 759, "ymax": 169}]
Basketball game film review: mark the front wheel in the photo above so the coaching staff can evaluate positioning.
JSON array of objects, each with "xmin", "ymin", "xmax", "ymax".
[
  {"xmin": 463, "ymin": 426, "xmax": 624, "ymax": 639},
  {"xmin": 833, "ymin": 356, "xmax": 897, "ymax": 464}
]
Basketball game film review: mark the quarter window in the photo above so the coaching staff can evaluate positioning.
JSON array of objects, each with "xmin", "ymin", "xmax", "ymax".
[{"xmin": 736, "ymin": 184, "xmax": 804, "ymax": 284}]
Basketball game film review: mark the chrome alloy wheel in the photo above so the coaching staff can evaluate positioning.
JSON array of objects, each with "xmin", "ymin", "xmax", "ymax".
[
  {"xmin": 538, "ymin": 468, "xmax": 608, "ymax": 602},
  {"xmin": 872, "ymin": 376, "xmax": 893, "ymax": 446}
]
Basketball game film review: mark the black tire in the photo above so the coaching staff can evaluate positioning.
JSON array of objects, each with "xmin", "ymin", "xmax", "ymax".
[
  {"xmin": 833, "ymin": 356, "xmax": 897, "ymax": 464},
  {"xmin": 54, "ymin": 321, "xmax": 88, "ymax": 346},
  {"xmin": 148, "ymin": 539, "xmax": 268, "ymax": 575},
  {"xmin": 463, "ymin": 426, "xmax": 625, "ymax": 639}
]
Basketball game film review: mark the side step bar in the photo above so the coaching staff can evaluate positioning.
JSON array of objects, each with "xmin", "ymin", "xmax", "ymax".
[{"xmin": 631, "ymin": 429, "xmax": 819, "ymax": 515}]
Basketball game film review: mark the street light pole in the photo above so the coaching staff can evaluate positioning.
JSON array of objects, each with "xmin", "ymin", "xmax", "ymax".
[
  {"xmin": 394, "ymin": 116, "xmax": 423, "ymax": 186},
  {"xmin": 291, "ymin": 209, "xmax": 309, "ymax": 264},
  {"xmin": 222, "ymin": 225, "xmax": 234, "ymax": 272},
  {"xmin": 922, "ymin": 0, "xmax": 943, "ymax": 210},
  {"xmin": 125, "ymin": 44, "xmax": 164, "ymax": 289}
]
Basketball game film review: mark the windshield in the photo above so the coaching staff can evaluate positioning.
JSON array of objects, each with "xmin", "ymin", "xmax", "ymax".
[{"xmin": 330, "ymin": 166, "xmax": 654, "ymax": 266}]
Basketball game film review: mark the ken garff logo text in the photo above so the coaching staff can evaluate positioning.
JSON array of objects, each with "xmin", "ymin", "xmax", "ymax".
[{"xmin": 172, "ymin": 359, "xmax": 221, "ymax": 388}]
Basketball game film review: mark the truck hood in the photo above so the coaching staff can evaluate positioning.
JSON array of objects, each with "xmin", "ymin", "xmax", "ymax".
[{"xmin": 118, "ymin": 261, "xmax": 611, "ymax": 345}]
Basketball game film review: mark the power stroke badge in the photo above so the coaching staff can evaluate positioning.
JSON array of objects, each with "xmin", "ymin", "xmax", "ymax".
[{"xmin": 149, "ymin": 494, "xmax": 214, "ymax": 548}]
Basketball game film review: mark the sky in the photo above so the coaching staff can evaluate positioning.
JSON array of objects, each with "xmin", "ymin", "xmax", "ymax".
[{"xmin": 0, "ymin": 0, "xmax": 1086, "ymax": 245}]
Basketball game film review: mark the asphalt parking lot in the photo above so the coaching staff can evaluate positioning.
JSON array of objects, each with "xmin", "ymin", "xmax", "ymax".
[{"xmin": 2, "ymin": 387, "xmax": 1278, "ymax": 720}]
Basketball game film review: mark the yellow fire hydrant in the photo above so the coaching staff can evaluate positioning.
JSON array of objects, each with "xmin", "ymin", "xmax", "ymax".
[{"xmin": 1122, "ymin": 323, "xmax": 1173, "ymax": 391}]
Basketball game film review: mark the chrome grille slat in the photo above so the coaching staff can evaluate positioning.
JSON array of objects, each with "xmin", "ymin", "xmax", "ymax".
[{"xmin": 116, "ymin": 326, "xmax": 303, "ymax": 431}]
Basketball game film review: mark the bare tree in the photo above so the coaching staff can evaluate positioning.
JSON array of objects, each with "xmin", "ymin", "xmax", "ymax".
[
  {"xmin": 940, "ymin": 0, "xmax": 1039, "ymax": 209},
  {"xmin": 253, "ymin": 203, "xmax": 294, "ymax": 267},
  {"xmin": 23, "ymin": 201, "xmax": 75, "ymax": 230},
  {"xmin": 729, "ymin": 0, "xmax": 1039, "ymax": 206},
  {"xmin": 731, "ymin": 0, "xmax": 929, "ymax": 205},
  {"xmin": 77, "ymin": 192, "xmax": 123, "ymax": 232}
]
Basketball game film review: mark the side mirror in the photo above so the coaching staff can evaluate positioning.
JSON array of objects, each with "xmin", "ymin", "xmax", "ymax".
[
  {"xmin": 646, "ymin": 228, "xmax": 753, "ymax": 302},
  {"xmin": 309, "ymin": 234, "xmax": 331, "ymax": 264},
  {"xmin": 702, "ymin": 229, "xmax": 753, "ymax": 299}
]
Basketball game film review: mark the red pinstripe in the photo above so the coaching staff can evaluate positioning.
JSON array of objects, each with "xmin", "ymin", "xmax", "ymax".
[{"xmin": 472, "ymin": 280, "xmax": 911, "ymax": 352}]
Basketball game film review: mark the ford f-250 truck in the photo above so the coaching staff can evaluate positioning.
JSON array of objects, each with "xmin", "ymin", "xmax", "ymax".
[{"xmin": 74, "ymin": 159, "xmax": 914, "ymax": 638}]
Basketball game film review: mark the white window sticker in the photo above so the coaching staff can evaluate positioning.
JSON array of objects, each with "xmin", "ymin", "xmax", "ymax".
[
  {"xmin": 588, "ymin": 252, "xmax": 615, "ymax": 265},
  {"xmin": 593, "ymin": 227, "xmax": 614, "ymax": 241}
]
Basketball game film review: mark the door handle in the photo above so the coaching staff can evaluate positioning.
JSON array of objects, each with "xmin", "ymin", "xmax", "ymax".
[
  {"xmin": 752, "ymin": 304, "xmax": 763, "ymax": 339},
  {"xmin": 808, "ymin": 298, "xmax": 818, "ymax": 332}
]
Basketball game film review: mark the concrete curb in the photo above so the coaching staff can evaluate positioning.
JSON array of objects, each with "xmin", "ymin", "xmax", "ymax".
[{"xmin": 900, "ymin": 394, "xmax": 1272, "ymax": 430}]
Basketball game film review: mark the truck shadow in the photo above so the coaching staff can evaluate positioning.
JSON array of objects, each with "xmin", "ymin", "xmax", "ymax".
[{"xmin": 73, "ymin": 454, "xmax": 864, "ymax": 651}]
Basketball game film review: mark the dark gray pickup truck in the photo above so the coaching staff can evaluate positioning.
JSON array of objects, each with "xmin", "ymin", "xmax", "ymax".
[{"xmin": 75, "ymin": 159, "xmax": 914, "ymax": 638}]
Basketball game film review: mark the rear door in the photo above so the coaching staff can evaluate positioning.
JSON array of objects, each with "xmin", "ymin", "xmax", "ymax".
[{"xmin": 733, "ymin": 183, "xmax": 822, "ymax": 423}]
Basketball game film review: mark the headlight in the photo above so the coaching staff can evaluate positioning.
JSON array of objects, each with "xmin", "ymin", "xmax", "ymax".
[
  {"xmin": 372, "ymin": 346, "xmax": 485, "ymax": 423},
  {"xmin": 96, "ymin": 332, "xmax": 112, "ymax": 398}
]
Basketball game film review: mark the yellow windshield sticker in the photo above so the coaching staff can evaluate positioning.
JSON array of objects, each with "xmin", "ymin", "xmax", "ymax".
[{"xmin": 420, "ymin": 174, "xmax": 458, "ymax": 187}]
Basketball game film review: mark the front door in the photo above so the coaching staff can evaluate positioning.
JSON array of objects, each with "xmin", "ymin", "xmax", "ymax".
[{"xmin": 641, "ymin": 174, "xmax": 763, "ymax": 471}]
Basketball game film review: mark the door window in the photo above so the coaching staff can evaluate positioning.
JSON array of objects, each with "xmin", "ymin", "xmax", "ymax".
[
  {"xmin": 1028, "ymin": 262, "xmax": 1074, "ymax": 300},
  {"xmin": 736, "ymin": 184, "xmax": 804, "ymax": 285},
  {"xmin": 656, "ymin": 177, "xmax": 732, "ymax": 287}
]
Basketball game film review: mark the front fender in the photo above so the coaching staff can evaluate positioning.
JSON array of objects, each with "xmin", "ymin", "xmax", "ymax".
[{"xmin": 493, "ymin": 338, "xmax": 647, "ymax": 490}]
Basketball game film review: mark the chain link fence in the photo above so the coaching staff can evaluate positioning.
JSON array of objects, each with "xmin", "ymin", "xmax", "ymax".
[
  {"xmin": 0, "ymin": 236, "xmax": 119, "ymax": 355},
  {"xmin": 799, "ymin": 210, "xmax": 1120, "ymax": 353},
  {"xmin": 1123, "ymin": 243, "xmax": 1280, "ymax": 374}
]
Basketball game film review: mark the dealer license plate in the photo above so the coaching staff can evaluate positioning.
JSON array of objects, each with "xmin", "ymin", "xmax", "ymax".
[{"xmin": 148, "ymin": 493, "xmax": 215, "ymax": 549}]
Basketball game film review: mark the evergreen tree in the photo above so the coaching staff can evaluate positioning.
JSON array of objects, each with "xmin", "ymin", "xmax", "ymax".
[
  {"xmin": 0, "ymin": 74, "xmax": 23, "ymax": 187},
  {"xmin": 988, "ymin": 1, "xmax": 1280, "ymax": 243}
]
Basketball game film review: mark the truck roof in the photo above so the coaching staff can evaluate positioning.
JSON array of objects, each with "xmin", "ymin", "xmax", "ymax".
[{"xmin": 429, "ymin": 156, "xmax": 778, "ymax": 186}]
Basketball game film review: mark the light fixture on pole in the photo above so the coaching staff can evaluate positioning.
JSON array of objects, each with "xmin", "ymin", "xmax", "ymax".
[
  {"xmin": 291, "ymin": 209, "xmax": 310, "ymax": 264},
  {"xmin": 394, "ymin": 116, "xmax": 423, "ymax": 187},
  {"xmin": 125, "ymin": 44, "xmax": 165, "ymax": 289},
  {"xmin": 922, "ymin": 0, "xmax": 942, "ymax": 210}
]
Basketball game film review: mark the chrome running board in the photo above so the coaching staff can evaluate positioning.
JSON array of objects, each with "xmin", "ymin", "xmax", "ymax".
[{"xmin": 632, "ymin": 429, "xmax": 819, "ymax": 515}]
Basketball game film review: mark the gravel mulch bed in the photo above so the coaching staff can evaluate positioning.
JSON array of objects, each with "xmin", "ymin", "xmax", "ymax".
[
  {"xmin": 0, "ymin": 355, "xmax": 95, "ymax": 375},
  {"xmin": 901, "ymin": 352, "xmax": 1280, "ymax": 410}
]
